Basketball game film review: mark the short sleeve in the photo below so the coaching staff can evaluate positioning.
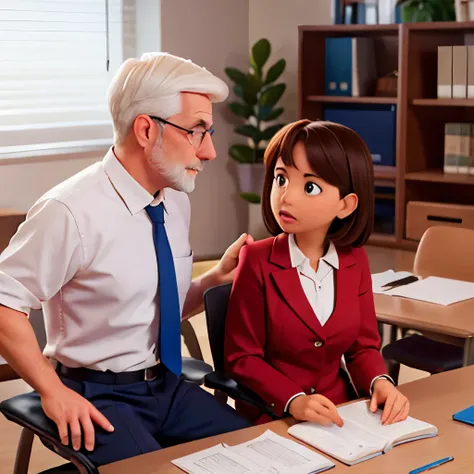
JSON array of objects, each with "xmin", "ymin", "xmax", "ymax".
[{"xmin": 0, "ymin": 198, "xmax": 84, "ymax": 315}]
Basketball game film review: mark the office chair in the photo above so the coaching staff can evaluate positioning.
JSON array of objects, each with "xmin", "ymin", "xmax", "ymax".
[
  {"xmin": 203, "ymin": 283, "xmax": 278, "ymax": 419},
  {"xmin": 382, "ymin": 226, "xmax": 470, "ymax": 384},
  {"xmin": 0, "ymin": 316, "xmax": 212, "ymax": 474}
]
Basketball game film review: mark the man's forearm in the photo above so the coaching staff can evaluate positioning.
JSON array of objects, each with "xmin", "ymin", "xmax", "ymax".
[
  {"xmin": 182, "ymin": 268, "xmax": 221, "ymax": 320},
  {"xmin": 0, "ymin": 305, "xmax": 63, "ymax": 395}
]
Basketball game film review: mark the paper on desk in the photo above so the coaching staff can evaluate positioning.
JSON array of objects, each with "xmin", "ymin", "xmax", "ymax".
[
  {"xmin": 171, "ymin": 430, "xmax": 334, "ymax": 474},
  {"xmin": 384, "ymin": 276, "xmax": 474, "ymax": 306},
  {"xmin": 371, "ymin": 270, "xmax": 415, "ymax": 294},
  {"xmin": 225, "ymin": 430, "xmax": 334, "ymax": 474}
]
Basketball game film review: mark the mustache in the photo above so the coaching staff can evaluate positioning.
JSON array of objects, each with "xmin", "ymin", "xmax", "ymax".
[{"xmin": 186, "ymin": 162, "xmax": 204, "ymax": 172}]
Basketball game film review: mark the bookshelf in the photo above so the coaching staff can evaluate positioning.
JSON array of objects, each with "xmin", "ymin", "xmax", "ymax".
[{"xmin": 298, "ymin": 21, "xmax": 474, "ymax": 250}]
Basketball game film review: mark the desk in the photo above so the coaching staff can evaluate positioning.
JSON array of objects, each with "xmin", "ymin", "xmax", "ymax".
[
  {"xmin": 374, "ymin": 293, "xmax": 474, "ymax": 365},
  {"xmin": 100, "ymin": 365, "xmax": 474, "ymax": 474}
]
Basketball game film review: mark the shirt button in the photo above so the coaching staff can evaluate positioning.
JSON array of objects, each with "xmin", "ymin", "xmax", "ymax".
[{"xmin": 314, "ymin": 341, "xmax": 324, "ymax": 348}]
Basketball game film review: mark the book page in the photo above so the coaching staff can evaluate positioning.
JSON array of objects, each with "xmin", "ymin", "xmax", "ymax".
[
  {"xmin": 338, "ymin": 400, "xmax": 437, "ymax": 450},
  {"xmin": 288, "ymin": 418, "xmax": 386, "ymax": 465},
  {"xmin": 171, "ymin": 444, "xmax": 263, "ymax": 474},
  {"xmin": 226, "ymin": 430, "xmax": 334, "ymax": 474},
  {"xmin": 384, "ymin": 276, "xmax": 474, "ymax": 305}
]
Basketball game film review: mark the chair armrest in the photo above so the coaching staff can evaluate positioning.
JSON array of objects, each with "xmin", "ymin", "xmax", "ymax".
[
  {"xmin": 0, "ymin": 391, "xmax": 98, "ymax": 474},
  {"xmin": 204, "ymin": 371, "xmax": 278, "ymax": 419}
]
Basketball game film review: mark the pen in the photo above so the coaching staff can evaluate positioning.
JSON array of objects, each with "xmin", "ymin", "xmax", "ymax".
[{"xmin": 409, "ymin": 456, "xmax": 454, "ymax": 474}]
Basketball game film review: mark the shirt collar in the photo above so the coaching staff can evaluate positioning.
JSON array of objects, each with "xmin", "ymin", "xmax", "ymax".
[
  {"xmin": 102, "ymin": 147, "xmax": 168, "ymax": 216},
  {"xmin": 288, "ymin": 233, "xmax": 339, "ymax": 270}
]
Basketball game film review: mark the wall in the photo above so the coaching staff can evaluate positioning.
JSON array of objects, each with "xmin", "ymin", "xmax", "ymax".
[
  {"xmin": 249, "ymin": 0, "xmax": 332, "ymax": 123},
  {"xmin": 161, "ymin": 0, "xmax": 249, "ymax": 259}
]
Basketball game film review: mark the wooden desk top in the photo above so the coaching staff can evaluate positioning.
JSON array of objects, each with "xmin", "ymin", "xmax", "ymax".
[
  {"xmin": 374, "ymin": 293, "xmax": 474, "ymax": 338},
  {"xmin": 100, "ymin": 366, "xmax": 474, "ymax": 474}
]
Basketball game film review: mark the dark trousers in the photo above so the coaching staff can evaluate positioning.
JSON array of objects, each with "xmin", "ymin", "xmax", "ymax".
[{"xmin": 60, "ymin": 369, "xmax": 250, "ymax": 466}]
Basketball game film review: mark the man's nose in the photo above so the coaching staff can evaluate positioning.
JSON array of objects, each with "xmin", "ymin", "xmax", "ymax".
[{"xmin": 196, "ymin": 133, "xmax": 217, "ymax": 161}]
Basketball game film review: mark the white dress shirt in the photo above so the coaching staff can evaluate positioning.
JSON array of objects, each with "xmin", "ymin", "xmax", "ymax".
[
  {"xmin": 284, "ymin": 234, "xmax": 393, "ymax": 412},
  {"xmin": 0, "ymin": 148, "xmax": 193, "ymax": 373}
]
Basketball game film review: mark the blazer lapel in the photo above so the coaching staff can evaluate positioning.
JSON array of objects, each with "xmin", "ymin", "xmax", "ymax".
[{"xmin": 269, "ymin": 233, "xmax": 325, "ymax": 340}]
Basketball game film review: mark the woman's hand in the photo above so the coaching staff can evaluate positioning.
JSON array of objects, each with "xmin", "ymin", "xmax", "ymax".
[
  {"xmin": 288, "ymin": 394, "xmax": 344, "ymax": 427},
  {"xmin": 370, "ymin": 378, "xmax": 410, "ymax": 425}
]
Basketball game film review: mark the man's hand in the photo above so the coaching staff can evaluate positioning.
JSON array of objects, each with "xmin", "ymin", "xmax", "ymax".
[
  {"xmin": 214, "ymin": 233, "xmax": 254, "ymax": 284},
  {"xmin": 370, "ymin": 378, "xmax": 410, "ymax": 425},
  {"xmin": 41, "ymin": 384, "xmax": 114, "ymax": 451},
  {"xmin": 288, "ymin": 394, "xmax": 344, "ymax": 427}
]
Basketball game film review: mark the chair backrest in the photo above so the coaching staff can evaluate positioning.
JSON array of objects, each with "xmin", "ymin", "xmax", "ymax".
[
  {"xmin": 414, "ymin": 226, "xmax": 474, "ymax": 282},
  {"xmin": 203, "ymin": 283, "xmax": 232, "ymax": 373}
]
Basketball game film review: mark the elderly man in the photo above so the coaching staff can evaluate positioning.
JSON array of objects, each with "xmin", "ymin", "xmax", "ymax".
[{"xmin": 0, "ymin": 53, "xmax": 251, "ymax": 466}]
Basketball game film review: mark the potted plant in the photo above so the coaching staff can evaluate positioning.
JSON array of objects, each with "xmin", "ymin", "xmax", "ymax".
[
  {"xmin": 225, "ymin": 38, "xmax": 286, "ymax": 205},
  {"xmin": 395, "ymin": 0, "xmax": 456, "ymax": 22}
]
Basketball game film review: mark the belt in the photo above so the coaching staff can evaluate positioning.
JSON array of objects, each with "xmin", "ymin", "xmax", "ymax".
[{"xmin": 56, "ymin": 362, "xmax": 165, "ymax": 385}]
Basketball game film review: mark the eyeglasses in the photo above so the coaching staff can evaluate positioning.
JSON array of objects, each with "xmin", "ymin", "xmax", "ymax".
[{"xmin": 149, "ymin": 116, "xmax": 214, "ymax": 149}]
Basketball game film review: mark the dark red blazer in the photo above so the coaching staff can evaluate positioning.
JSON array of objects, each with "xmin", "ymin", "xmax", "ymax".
[{"xmin": 224, "ymin": 233, "xmax": 388, "ymax": 424}]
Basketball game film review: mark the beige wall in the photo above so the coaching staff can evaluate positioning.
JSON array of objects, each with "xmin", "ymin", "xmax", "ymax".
[
  {"xmin": 249, "ymin": 0, "xmax": 332, "ymax": 123},
  {"xmin": 161, "ymin": 0, "xmax": 249, "ymax": 259}
]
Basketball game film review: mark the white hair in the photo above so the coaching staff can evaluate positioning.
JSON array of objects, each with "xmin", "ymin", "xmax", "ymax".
[{"xmin": 107, "ymin": 52, "xmax": 229, "ymax": 143}]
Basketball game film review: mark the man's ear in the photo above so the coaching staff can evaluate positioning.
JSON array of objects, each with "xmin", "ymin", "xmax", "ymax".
[
  {"xmin": 337, "ymin": 193, "xmax": 358, "ymax": 220},
  {"xmin": 133, "ymin": 115, "xmax": 157, "ymax": 148}
]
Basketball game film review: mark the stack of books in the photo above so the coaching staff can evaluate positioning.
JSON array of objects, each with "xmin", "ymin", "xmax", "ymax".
[
  {"xmin": 444, "ymin": 123, "xmax": 474, "ymax": 174},
  {"xmin": 438, "ymin": 45, "xmax": 474, "ymax": 99}
]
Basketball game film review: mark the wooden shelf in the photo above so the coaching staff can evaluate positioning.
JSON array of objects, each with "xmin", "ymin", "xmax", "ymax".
[
  {"xmin": 405, "ymin": 170, "xmax": 474, "ymax": 185},
  {"xmin": 411, "ymin": 98, "xmax": 474, "ymax": 107},
  {"xmin": 307, "ymin": 95, "xmax": 397, "ymax": 105},
  {"xmin": 374, "ymin": 165, "xmax": 396, "ymax": 180}
]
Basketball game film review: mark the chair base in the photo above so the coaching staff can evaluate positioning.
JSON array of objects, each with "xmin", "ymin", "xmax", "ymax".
[{"xmin": 39, "ymin": 463, "xmax": 79, "ymax": 474}]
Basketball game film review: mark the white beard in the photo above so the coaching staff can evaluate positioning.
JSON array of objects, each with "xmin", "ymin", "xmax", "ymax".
[{"xmin": 149, "ymin": 142, "xmax": 201, "ymax": 193}]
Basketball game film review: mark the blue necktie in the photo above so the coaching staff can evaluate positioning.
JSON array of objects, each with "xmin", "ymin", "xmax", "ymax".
[{"xmin": 145, "ymin": 203, "xmax": 182, "ymax": 376}]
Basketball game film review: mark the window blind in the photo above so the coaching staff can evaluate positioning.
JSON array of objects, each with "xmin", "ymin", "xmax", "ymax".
[{"xmin": 0, "ymin": 0, "xmax": 136, "ymax": 159}]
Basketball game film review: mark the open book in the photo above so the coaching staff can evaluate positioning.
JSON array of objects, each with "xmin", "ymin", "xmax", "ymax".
[
  {"xmin": 288, "ymin": 400, "xmax": 437, "ymax": 466},
  {"xmin": 172, "ymin": 429, "xmax": 335, "ymax": 474}
]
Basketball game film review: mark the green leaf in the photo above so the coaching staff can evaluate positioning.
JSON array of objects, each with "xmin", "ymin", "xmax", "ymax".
[
  {"xmin": 265, "ymin": 59, "xmax": 286, "ymax": 85},
  {"xmin": 251, "ymin": 39, "xmax": 271, "ymax": 69},
  {"xmin": 234, "ymin": 125, "xmax": 262, "ymax": 143},
  {"xmin": 234, "ymin": 84, "xmax": 244, "ymax": 99},
  {"xmin": 255, "ymin": 148, "xmax": 265, "ymax": 163},
  {"xmin": 260, "ymin": 84, "xmax": 286, "ymax": 108},
  {"xmin": 241, "ymin": 74, "xmax": 261, "ymax": 106},
  {"xmin": 249, "ymin": 55, "xmax": 262, "ymax": 79},
  {"xmin": 228, "ymin": 102, "xmax": 254, "ymax": 119},
  {"xmin": 224, "ymin": 67, "xmax": 247, "ymax": 86},
  {"xmin": 261, "ymin": 124, "xmax": 285, "ymax": 141},
  {"xmin": 240, "ymin": 192, "xmax": 261, "ymax": 204},
  {"xmin": 229, "ymin": 145, "xmax": 256, "ymax": 163},
  {"xmin": 258, "ymin": 107, "xmax": 284, "ymax": 121}
]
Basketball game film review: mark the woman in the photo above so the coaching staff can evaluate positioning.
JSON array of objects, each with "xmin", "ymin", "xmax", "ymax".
[{"xmin": 224, "ymin": 120, "xmax": 409, "ymax": 427}]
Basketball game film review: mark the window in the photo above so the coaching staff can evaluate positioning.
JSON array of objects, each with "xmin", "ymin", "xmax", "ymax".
[{"xmin": 0, "ymin": 0, "xmax": 136, "ymax": 160}]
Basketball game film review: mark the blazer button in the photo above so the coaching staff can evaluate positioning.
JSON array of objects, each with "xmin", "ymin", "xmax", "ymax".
[
  {"xmin": 314, "ymin": 341, "xmax": 324, "ymax": 348},
  {"xmin": 310, "ymin": 387, "xmax": 316, "ymax": 394},
  {"xmin": 271, "ymin": 403, "xmax": 275, "ymax": 408}
]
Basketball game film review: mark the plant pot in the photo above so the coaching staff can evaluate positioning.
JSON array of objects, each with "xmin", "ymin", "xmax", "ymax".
[
  {"xmin": 236, "ymin": 163, "xmax": 266, "ymax": 195},
  {"xmin": 248, "ymin": 202, "xmax": 271, "ymax": 241}
]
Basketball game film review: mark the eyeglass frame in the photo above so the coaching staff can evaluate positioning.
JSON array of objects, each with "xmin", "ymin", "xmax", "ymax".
[{"xmin": 149, "ymin": 116, "xmax": 214, "ymax": 148}]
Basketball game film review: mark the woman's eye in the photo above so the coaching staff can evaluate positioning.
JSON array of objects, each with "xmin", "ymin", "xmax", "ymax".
[
  {"xmin": 275, "ymin": 174, "xmax": 287, "ymax": 187},
  {"xmin": 305, "ymin": 182, "xmax": 322, "ymax": 196}
]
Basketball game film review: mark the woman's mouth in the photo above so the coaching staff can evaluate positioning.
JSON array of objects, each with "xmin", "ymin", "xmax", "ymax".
[{"xmin": 279, "ymin": 210, "xmax": 296, "ymax": 223}]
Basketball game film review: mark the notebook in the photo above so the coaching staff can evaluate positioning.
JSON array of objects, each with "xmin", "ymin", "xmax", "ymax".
[
  {"xmin": 171, "ymin": 429, "xmax": 335, "ymax": 474},
  {"xmin": 371, "ymin": 269, "xmax": 416, "ymax": 294},
  {"xmin": 453, "ymin": 405, "xmax": 474, "ymax": 426},
  {"xmin": 288, "ymin": 400, "xmax": 438, "ymax": 466}
]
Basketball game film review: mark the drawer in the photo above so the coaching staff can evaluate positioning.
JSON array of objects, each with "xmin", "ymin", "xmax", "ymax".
[{"xmin": 406, "ymin": 201, "xmax": 474, "ymax": 240}]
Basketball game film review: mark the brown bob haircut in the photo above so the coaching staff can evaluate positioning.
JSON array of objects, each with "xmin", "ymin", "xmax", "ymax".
[{"xmin": 262, "ymin": 119, "xmax": 374, "ymax": 248}]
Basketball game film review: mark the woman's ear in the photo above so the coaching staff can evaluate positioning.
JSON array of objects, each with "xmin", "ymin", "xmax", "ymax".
[{"xmin": 337, "ymin": 193, "xmax": 358, "ymax": 220}]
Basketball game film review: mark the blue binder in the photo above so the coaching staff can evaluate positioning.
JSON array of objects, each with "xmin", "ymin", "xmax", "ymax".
[
  {"xmin": 453, "ymin": 405, "xmax": 474, "ymax": 426},
  {"xmin": 325, "ymin": 37, "xmax": 352, "ymax": 96},
  {"xmin": 323, "ymin": 104, "xmax": 397, "ymax": 167}
]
